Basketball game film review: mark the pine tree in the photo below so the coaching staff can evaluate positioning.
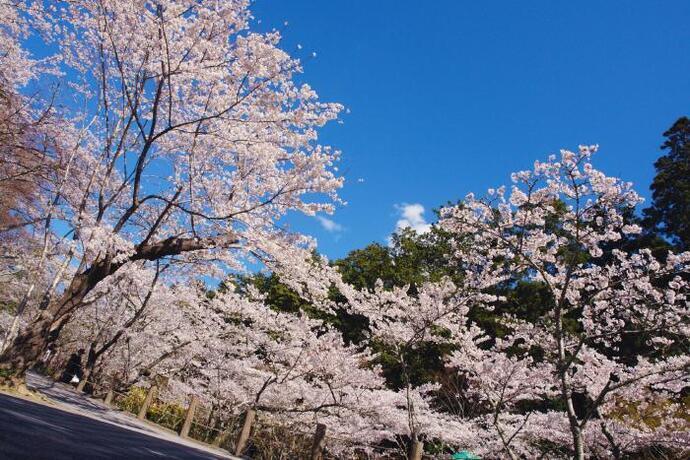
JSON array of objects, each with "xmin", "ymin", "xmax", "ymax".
[{"xmin": 644, "ymin": 117, "xmax": 690, "ymax": 250}]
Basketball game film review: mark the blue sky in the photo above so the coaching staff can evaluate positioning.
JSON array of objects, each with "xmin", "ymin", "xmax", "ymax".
[
  {"xmin": 251, "ymin": 1, "xmax": 690, "ymax": 259},
  {"xmin": 27, "ymin": 2, "xmax": 690, "ymax": 261},
  {"xmin": 30, "ymin": 2, "xmax": 689, "ymax": 261}
]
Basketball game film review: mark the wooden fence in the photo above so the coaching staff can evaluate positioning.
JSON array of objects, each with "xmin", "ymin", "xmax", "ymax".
[{"xmin": 50, "ymin": 362, "xmax": 427, "ymax": 460}]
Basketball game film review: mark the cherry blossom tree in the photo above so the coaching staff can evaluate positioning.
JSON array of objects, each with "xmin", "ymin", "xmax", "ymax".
[
  {"xmin": 440, "ymin": 146, "xmax": 690, "ymax": 459},
  {"xmin": 164, "ymin": 286, "xmax": 397, "ymax": 456},
  {"xmin": 0, "ymin": 1, "xmax": 77, "ymax": 352},
  {"xmin": 334, "ymin": 273, "xmax": 495, "ymax": 457},
  {"xmin": 0, "ymin": 0, "xmax": 343, "ymax": 379},
  {"xmin": 53, "ymin": 261, "xmax": 168, "ymax": 390},
  {"xmin": 59, "ymin": 277, "xmax": 212, "ymax": 394}
]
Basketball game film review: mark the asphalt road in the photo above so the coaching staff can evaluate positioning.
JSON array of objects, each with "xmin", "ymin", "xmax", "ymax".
[{"xmin": 0, "ymin": 393, "xmax": 226, "ymax": 460}]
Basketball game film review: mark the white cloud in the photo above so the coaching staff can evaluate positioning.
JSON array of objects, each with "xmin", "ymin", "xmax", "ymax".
[
  {"xmin": 394, "ymin": 203, "xmax": 431, "ymax": 234},
  {"xmin": 316, "ymin": 215, "xmax": 343, "ymax": 233}
]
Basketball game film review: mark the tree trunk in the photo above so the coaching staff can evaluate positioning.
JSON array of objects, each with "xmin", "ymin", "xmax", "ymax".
[
  {"xmin": 0, "ymin": 257, "xmax": 113, "ymax": 381},
  {"xmin": 310, "ymin": 423, "xmax": 327, "ymax": 460},
  {"xmin": 408, "ymin": 439, "xmax": 423, "ymax": 460},
  {"xmin": 75, "ymin": 370, "xmax": 89, "ymax": 392},
  {"xmin": 0, "ymin": 233, "xmax": 237, "ymax": 383},
  {"xmin": 0, "ymin": 313, "xmax": 59, "ymax": 383},
  {"xmin": 75, "ymin": 346, "xmax": 97, "ymax": 392},
  {"xmin": 0, "ymin": 284, "xmax": 35, "ymax": 352},
  {"xmin": 571, "ymin": 426, "xmax": 584, "ymax": 460}
]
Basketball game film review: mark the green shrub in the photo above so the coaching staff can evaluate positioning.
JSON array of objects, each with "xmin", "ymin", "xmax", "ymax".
[{"xmin": 115, "ymin": 386, "xmax": 147, "ymax": 415}]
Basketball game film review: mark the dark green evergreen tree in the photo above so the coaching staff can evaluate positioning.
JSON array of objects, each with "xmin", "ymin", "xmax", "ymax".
[{"xmin": 644, "ymin": 116, "xmax": 690, "ymax": 251}]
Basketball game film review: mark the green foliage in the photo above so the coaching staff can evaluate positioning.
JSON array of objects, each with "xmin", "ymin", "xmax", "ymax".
[
  {"xmin": 609, "ymin": 394, "xmax": 690, "ymax": 429},
  {"xmin": 644, "ymin": 116, "xmax": 690, "ymax": 251},
  {"xmin": 334, "ymin": 229, "xmax": 472, "ymax": 388},
  {"xmin": 147, "ymin": 400, "xmax": 186, "ymax": 432},
  {"xmin": 116, "ymin": 386, "xmax": 147, "ymax": 415},
  {"xmin": 0, "ymin": 368, "xmax": 14, "ymax": 380},
  {"xmin": 115, "ymin": 386, "xmax": 187, "ymax": 432},
  {"xmin": 334, "ymin": 242, "xmax": 398, "ymax": 290},
  {"xmin": 372, "ymin": 339, "xmax": 453, "ymax": 390},
  {"xmin": 334, "ymin": 227, "xmax": 461, "ymax": 293},
  {"xmin": 0, "ymin": 299, "xmax": 18, "ymax": 316},
  {"xmin": 236, "ymin": 273, "xmax": 312, "ymax": 315},
  {"xmin": 233, "ymin": 272, "xmax": 334, "ymax": 325}
]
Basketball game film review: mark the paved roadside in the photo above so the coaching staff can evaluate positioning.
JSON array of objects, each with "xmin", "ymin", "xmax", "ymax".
[{"xmin": 0, "ymin": 372, "xmax": 237, "ymax": 460}]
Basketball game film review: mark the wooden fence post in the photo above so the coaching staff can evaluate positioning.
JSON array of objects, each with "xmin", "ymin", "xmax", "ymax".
[
  {"xmin": 137, "ymin": 384, "xmax": 157, "ymax": 420},
  {"xmin": 234, "ymin": 408, "xmax": 256, "ymax": 456},
  {"xmin": 103, "ymin": 389, "xmax": 114, "ymax": 406},
  {"xmin": 310, "ymin": 423, "xmax": 327, "ymax": 460},
  {"xmin": 76, "ymin": 370, "xmax": 90, "ymax": 392},
  {"xmin": 408, "ymin": 439, "xmax": 423, "ymax": 460},
  {"xmin": 179, "ymin": 395, "xmax": 198, "ymax": 438}
]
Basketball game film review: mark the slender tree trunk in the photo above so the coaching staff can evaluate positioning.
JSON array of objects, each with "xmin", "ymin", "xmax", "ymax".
[
  {"xmin": 76, "ymin": 345, "xmax": 97, "ymax": 392},
  {"xmin": 1, "ymin": 284, "xmax": 35, "ymax": 353},
  {"xmin": 570, "ymin": 425, "xmax": 584, "ymax": 460},
  {"xmin": 600, "ymin": 422, "xmax": 621, "ymax": 460},
  {"xmin": 555, "ymin": 294, "xmax": 585, "ymax": 460},
  {"xmin": 310, "ymin": 423, "xmax": 327, "ymax": 460}
]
